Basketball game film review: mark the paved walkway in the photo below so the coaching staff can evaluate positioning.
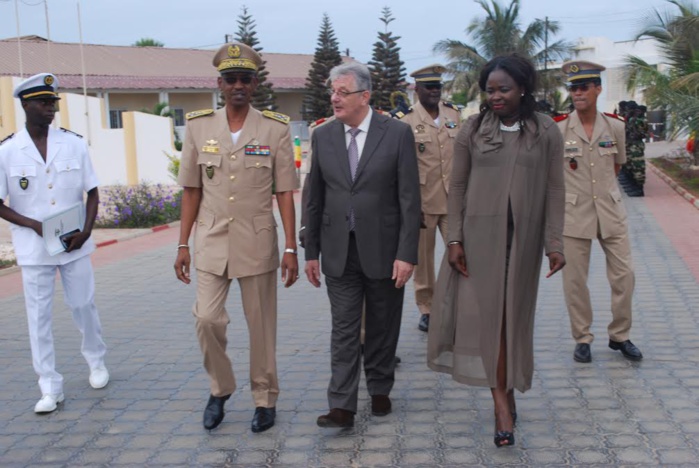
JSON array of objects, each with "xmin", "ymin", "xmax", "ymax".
[{"xmin": 2, "ymin": 147, "xmax": 699, "ymax": 466}]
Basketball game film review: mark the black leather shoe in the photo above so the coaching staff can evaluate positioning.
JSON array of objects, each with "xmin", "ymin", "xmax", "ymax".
[
  {"xmin": 251, "ymin": 406, "xmax": 276, "ymax": 433},
  {"xmin": 573, "ymin": 343, "xmax": 591, "ymax": 363},
  {"xmin": 418, "ymin": 314, "xmax": 429, "ymax": 332},
  {"xmin": 609, "ymin": 339, "xmax": 643, "ymax": 361},
  {"xmin": 203, "ymin": 394, "xmax": 230, "ymax": 430}
]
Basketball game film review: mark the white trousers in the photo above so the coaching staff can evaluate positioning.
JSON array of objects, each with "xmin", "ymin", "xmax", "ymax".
[{"xmin": 21, "ymin": 255, "xmax": 107, "ymax": 395}]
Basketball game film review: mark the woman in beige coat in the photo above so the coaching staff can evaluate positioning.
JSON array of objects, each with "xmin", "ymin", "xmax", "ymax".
[{"xmin": 427, "ymin": 55, "xmax": 566, "ymax": 447}]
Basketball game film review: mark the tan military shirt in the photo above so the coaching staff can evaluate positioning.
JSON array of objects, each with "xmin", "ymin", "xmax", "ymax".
[
  {"xmin": 557, "ymin": 110, "xmax": 627, "ymax": 240},
  {"xmin": 399, "ymin": 101, "xmax": 460, "ymax": 214},
  {"xmin": 179, "ymin": 107, "xmax": 299, "ymax": 278}
]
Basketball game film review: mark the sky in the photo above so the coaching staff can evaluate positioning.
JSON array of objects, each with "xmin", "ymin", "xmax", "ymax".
[{"xmin": 0, "ymin": 0, "xmax": 678, "ymax": 74}]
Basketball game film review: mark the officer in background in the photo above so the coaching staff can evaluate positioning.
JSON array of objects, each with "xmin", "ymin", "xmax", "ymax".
[
  {"xmin": 397, "ymin": 65, "xmax": 460, "ymax": 332},
  {"xmin": 175, "ymin": 42, "xmax": 299, "ymax": 433},
  {"xmin": 0, "ymin": 73, "xmax": 109, "ymax": 414},
  {"xmin": 556, "ymin": 61, "xmax": 643, "ymax": 364}
]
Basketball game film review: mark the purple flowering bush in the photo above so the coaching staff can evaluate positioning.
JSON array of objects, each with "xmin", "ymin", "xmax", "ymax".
[{"xmin": 96, "ymin": 183, "xmax": 182, "ymax": 228}]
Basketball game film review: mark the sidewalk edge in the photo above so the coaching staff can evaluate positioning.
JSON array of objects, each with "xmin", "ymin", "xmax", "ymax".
[
  {"xmin": 648, "ymin": 162, "xmax": 699, "ymax": 211},
  {"xmin": 0, "ymin": 221, "xmax": 181, "ymax": 278}
]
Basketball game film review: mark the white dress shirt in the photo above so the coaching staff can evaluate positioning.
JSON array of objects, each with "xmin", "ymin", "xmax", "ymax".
[{"xmin": 343, "ymin": 108, "xmax": 373, "ymax": 161}]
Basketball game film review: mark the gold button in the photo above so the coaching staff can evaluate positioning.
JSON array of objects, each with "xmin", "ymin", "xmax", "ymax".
[
  {"xmin": 229, "ymin": 196, "xmax": 235, "ymax": 202},
  {"xmin": 48, "ymin": 184, "xmax": 53, "ymax": 189},
  {"xmin": 256, "ymin": 162, "xmax": 260, "ymax": 167},
  {"xmin": 589, "ymin": 147, "xmax": 593, "ymax": 151},
  {"xmin": 593, "ymin": 196, "xmax": 598, "ymax": 200},
  {"xmin": 207, "ymin": 161, "xmax": 211, "ymax": 165},
  {"xmin": 442, "ymin": 175, "xmax": 446, "ymax": 179},
  {"xmin": 230, "ymin": 175, "xmax": 236, "ymax": 181},
  {"xmin": 441, "ymin": 159, "xmax": 444, "ymax": 163},
  {"xmin": 229, "ymin": 217, "xmax": 234, "ymax": 222},
  {"xmin": 592, "ymin": 180, "xmax": 596, "ymax": 183},
  {"xmin": 51, "ymin": 199, "xmax": 55, "ymax": 205},
  {"xmin": 230, "ymin": 154, "xmax": 237, "ymax": 160},
  {"xmin": 590, "ymin": 163, "xmax": 595, "ymax": 166},
  {"xmin": 440, "ymin": 145, "xmax": 444, "ymax": 148}
]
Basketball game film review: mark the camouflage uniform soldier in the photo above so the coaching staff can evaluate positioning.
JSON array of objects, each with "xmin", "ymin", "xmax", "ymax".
[{"xmin": 626, "ymin": 106, "xmax": 648, "ymax": 196}]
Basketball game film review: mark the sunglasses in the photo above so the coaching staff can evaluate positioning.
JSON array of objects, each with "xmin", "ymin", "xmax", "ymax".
[
  {"xmin": 222, "ymin": 74, "xmax": 254, "ymax": 85},
  {"xmin": 421, "ymin": 82, "xmax": 443, "ymax": 90},
  {"xmin": 568, "ymin": 82, "xmax": 595, "ymax": 93}
]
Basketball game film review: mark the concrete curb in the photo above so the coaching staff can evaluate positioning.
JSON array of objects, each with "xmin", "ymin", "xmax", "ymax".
[
  {"xmin": 648, "ymin": 162, "xmax": 699, "ymax": 211},
  {"xmin": 0, "ymin": 221, "xmax": 181, "ymax": 278}
]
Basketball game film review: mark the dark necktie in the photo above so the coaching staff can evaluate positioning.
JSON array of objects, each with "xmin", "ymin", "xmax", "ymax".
[{"xmin": 348, "ymin": 128, "xmax": 360, "ymax": 230}]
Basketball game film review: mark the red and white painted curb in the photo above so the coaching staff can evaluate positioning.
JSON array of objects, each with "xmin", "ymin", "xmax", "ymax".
[{"xmin": 649, "ymin": 162, "xmax": 699, "ymax": 211}]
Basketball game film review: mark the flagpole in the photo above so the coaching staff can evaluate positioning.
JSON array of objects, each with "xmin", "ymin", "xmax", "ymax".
[
  {"xmin": 14, "ymin": 0, "xmax": 23, "ymax": 78},
  {"xmin": 77, "ymin": 0, "xmax": 91, "ymax": 144},
  {"xmin": 44, "ymin": 0, "xmax": 51, "ymax": 71}
]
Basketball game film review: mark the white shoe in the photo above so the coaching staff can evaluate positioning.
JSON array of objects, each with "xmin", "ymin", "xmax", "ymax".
[
  {"xmin": 89, "ymin": 366, "xmax": 110, "ymax": 389},
  {"xmin": 34, "ymin": 393, "xmax": 65, "ymax": 413}
]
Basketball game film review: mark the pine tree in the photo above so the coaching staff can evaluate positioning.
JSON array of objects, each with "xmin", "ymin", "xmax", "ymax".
[
  {"xmin": 368, "ymin": 7, "xmax": 406, "ymax": 111},
  {"xmin": 303, "ymin": 14, "xmax": 343, "ymax": 122},
  {"xmin": 235, "ymin": 6, "xmax": 276, "ymax": 110}
]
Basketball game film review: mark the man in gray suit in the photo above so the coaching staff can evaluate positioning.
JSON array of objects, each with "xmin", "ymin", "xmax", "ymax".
[{"xmin": 304, "ymin": 63, "xmax": 421, "ymax": 428}]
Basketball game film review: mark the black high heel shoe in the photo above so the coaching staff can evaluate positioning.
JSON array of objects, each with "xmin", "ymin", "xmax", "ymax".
[{"xmin": 494, "ymin": 430, "xmax": 515, "ymax": 447}]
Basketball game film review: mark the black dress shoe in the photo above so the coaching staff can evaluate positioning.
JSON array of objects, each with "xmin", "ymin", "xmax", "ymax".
[
  {"xmin": 251, "ymin": 406, "xmax": 276, "ymax": 433},
  {"xmin": 609, "ymin": 339, "xmax": 643, "ymax": 361},
  {"xmin": 203, "ymin": 394, "xmax": 230, "ymax": 430},
  {"xmin": 574, "ymin": 343, "xmax": 591, "ymax": 363},
  {"xmin": 418, "ymin": 314, "xmax": 429, "ymax": 332},
  {"xmin": 317, "ymin": 408, "xmax": 355, "ymax": 428},
  {"xmin": 371, "ymin": 395, "xmax": 392, "ymax": 416}
]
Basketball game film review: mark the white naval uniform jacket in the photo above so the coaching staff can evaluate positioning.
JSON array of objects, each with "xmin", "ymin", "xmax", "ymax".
[{"xmin": 0, "ymin": 127, "xmax": 99, "ymax": 266}]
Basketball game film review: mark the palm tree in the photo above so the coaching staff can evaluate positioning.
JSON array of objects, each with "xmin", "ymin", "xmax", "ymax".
[
  {"xmin": 625, "ymin": 0, "xmax": 699, "ymax": 163},
  {"xmin": 433, "ymin": 0, "xmax": 571, "ymax": 101}
]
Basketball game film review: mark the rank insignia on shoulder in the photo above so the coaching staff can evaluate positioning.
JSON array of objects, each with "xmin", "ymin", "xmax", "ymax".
[
  {"xmin": 443, "ymin": 101, "xmax": 459, "ymax": 111},
  {"xmin": 245, "ymin": 145, "xmax": 271, "ymax": 156},
  {"xmin": 310, "ymin": 117, "xmax": 327, "ymax": 129},
  {"xmin": 604, "ymin": 112, "xmax": 625, "ymax": 122},
  {"xmin": 394, "ymin": 111, "xmax": 405, "ymax": 119},
  {"xmin": 599, "ymin": 141, "xmax": 617, "ymax": 148},
  {"xmin": 186, "ymin": 109, "xmax": 214, "ymax": 120},
  {"xmin": 60, "ymin": 127, "xmax": 83, "ymax": 138},
  {"xmin": 0, "ymin": 133, "xmax": 14, "ymax": 145},
  {"xmin": 553, "ymin": 114, "xmax": 569, "ymax": 123},
  {"xmin": 262, "ymin": 110, "xmax": 290, "ymax": 124},
  {"xmin": 445, "ymin": 120, "xmax": 457, "ymax": 129}
]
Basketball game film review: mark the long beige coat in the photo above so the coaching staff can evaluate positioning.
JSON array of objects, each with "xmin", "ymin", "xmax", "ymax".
[{"xmin": 427, "ymin": 111, "xmax": 565, "ymax": 392}]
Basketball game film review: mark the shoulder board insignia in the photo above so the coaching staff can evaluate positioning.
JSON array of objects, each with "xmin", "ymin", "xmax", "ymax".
[
  {"xmin": 375, "ymin": 109, "xmax": 390, "ymax": 116},
  {"xmin": 59, "ymin": 127, "xmax": 83, "ymax": 138},
  {"xmin": 310, "ymin": 117, "xmax": 327, "ymax": 129},
  {"xmin": 443, "ymin": 101, "xmax": 460, "ymax": 111},
  {"xmin": 0, "ymin": 133, "xmax": 14, "ymax": 146},
  {"xmin": 553, "ymin": 114, "xmax": 569, "ymax": 123},
  {"xmin": 394, "ymin": 111, "xmax": 405, "ymax": 119},
  {"xmin": 262, "ymin": 110, "xmax": 290, "ymax": 124},
  {"xmin": 186, "ymin": 109, "xmax": 214, "ymax": 120},
  {"xmin": 604, "ymin": 112, "xmax": 625, "ymax": 122}
]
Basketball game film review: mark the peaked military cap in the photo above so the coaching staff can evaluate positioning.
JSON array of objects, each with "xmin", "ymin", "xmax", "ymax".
[
  {"xmin": 561, "ymin": 60, "xmax": 606, "ymax": 84},
  {"xmin": 410, "ymin": 64, "xmax": 446, "ymax": 83},
  {"xmin": 212, "ymin": 42, "xmax": 262, "ymax": 74},
  {"xmin": 13, "ymin": 73, "xmax": 61, "ymax": 100}
]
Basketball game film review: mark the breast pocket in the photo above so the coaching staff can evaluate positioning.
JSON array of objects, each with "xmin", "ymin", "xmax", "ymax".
[
  {"xmin": 244, "ymin": 156, "xmax": 273, "ymax": 188},
  {"xmin": 197, "ymin": 153, "xmax": 223, "ymax": 186},
  {"xmin": 54, "ymin": 158, "xmax": 82, "ymax": 189},
  {"xmin": 9, "ymin": 165, "xmax": 37, "ymax": 195}
]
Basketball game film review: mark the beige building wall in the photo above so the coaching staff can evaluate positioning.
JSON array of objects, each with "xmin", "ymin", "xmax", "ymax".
[
  {"xmin": 276, "ymin": 92, "xmax": 305, "ymax": 121},
  {"xmin": 109, "ymin": 93, "xmax": 160, "ymax": 111},
  {"xmin": 168, "ymin": 93, "xmax": 214, "ymax": 113}
]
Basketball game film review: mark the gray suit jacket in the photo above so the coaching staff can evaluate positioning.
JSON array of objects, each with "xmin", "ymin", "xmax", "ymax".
[{"xmin": 305, "ymin": 111, "xmax": 421, "ymax": 279}]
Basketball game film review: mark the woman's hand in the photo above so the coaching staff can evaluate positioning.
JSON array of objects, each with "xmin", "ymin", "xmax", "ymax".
[{"xmin": 448, "ymin": 243, "xmax": 469, "ymax": 277}]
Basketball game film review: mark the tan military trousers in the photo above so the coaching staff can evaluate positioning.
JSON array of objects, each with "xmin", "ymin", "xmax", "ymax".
[
  {"xmin": 562, "ymin": 234, "xmax": 635, "ymax": 344},
  {"xmin": 193, "ymin": 268, "xmax": 278, "ymax": 408},
  {"xmin": 414, "ymin": 214, "xmax": 448, "ymax": 315}
]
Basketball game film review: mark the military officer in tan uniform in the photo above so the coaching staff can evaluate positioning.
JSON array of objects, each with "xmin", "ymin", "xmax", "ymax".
[
  {"xmin": 397, "ymin": 65, "xmax": 460, "ymax": 332},
  {"xmin": 175, "ymin": 42, "xmax": 299, "ymax": 433},
  {"xmin": 556, "ymin": 61, "xmax": 642, "ymax": 363}
]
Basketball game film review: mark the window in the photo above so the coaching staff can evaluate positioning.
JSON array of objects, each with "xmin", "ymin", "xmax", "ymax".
[
  {"xmin": 109, "ymin": 109, "xmax": 125, "ymax": 129},
  {"xmin": 173, "ymin": 108, "xmax": 185, "ymax": 127}
]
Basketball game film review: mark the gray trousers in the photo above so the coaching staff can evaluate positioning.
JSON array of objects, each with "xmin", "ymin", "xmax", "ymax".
[{"xmin": 324, "ymin": 234, "xmax": 404, "ymax": 413}]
